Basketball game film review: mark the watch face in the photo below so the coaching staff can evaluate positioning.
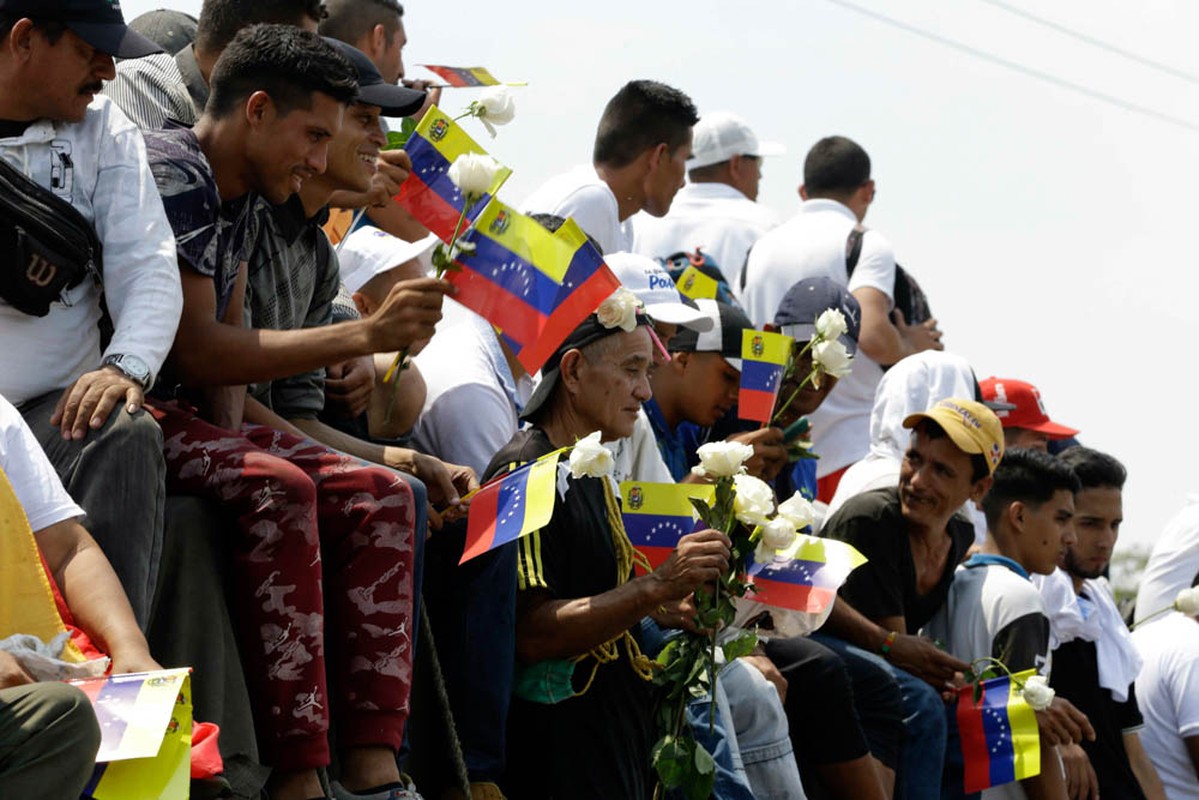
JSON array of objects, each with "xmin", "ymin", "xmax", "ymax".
[{"xmin": 107, "ymin": 354, "xmax": 151, "ymax": 385}]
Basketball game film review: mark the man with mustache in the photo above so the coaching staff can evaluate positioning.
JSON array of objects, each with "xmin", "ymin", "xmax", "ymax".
[{"xmin": 0, "ymin": 0, "xmax": 180, "ymax": 627}]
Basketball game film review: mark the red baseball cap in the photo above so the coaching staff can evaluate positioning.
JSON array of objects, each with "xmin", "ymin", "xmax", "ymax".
[{"xmin": 978, "ymin": 377, "xmax": 1079, "ymax": 439}]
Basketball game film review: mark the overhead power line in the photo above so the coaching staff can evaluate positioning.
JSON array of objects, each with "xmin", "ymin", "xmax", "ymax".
[
  {"xmin": 819, "ymin": 0, "xmax": 1199, "ymax": 135},
  {"xmin": 977, "ymin": 0, "xmax": 1199, "ymax": 87}
]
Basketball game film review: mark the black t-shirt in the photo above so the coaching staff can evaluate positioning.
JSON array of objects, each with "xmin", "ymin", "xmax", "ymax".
[
  {"xmin": 1051, "ymin": 638, "xmax": 1147, "ymax": 800},
  {"xmin": 823, "ymin": 486, "xmax": 975, "ymax": 633},
  {"xmin": 491, "ymin": 428, "xmax": 655, "ymax": 800}
]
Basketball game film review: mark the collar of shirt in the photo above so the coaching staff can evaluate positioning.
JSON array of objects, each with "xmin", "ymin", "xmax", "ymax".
[
  {"xmin": 964, "ymin": 552, "xmax": 1030, "ymax": 581},
  {"xmin": 481, "ymin": 325, "xmax": 530, "ymax": 414},
  {"xmin": 799, "ymin": 197, "xmax": 857, "ymax": 222},
  {"xmin": 681, "ymin": 182, "xmax": 753, "ymax": 203},
  {"xmin": 175, "ymin": 45, "xmax": 210, "ymax": 114},
  {"xmin": 643, "ymin": 397, "xmax": 690, "ymax": 481}
]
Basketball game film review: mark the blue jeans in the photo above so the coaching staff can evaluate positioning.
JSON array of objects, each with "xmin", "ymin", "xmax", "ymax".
[
  {"xmin": 812, "ymin": 634, "xmax": 947, "ymax": 800},
  {"xmin": 720, "ymin": 657, "xmax": 807, "ymax": 799}
]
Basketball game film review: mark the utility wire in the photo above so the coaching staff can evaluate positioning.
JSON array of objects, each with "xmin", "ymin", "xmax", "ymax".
[
  {"xmin": 976, "ymin": 0, "xmax": 1199, "ymax": 87},
  {"xmin": 819, "ymin": 0, "xmax": 1199, "ymax": 135}
]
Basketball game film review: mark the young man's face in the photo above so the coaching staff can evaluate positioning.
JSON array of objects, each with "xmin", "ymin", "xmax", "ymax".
[
  {"xmin": 772, "ymin": 344, "xmax": 838, "ymax": 428},
  {"xmin": 1020, "ymin": 490, "xmax": 1077, "ymax": 575},
  {"xmin": 248, "ymin": 91, "xmax": 345, "ymax": 204},
  {"xmin": 1005, "ymin": 427, "xmax": 1051, "ymax": 452},
  {"xmin": 1063, "ymin": 485, "xmax": 1122, "ymax": 579},
  {"xmin": 673, "ymin": 351, "xmax": 740, "ymax": 427},
  {"xmin": 322, "ymin": 102, "xmax": 386, "ymax": 193},
  {"xmin": 30, "ymin": 28, "xmax": 115, "ymax": 123},
  {"xmin": 570, "ymin": 328, "xmax": 654, "ymax": 440},
  {"xmin": 642, "ymin": 132, "xmax": 692, "ymax": 217},
  {"xmin": 899, "ymin": 427, "xmax": 989, "ymax": 529}
]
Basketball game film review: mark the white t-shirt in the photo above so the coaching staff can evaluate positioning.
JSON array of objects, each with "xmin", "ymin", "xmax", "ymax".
[
  {"xmin": 0, "ymin": 96, "xmax": 182, "ymax": 404},
  {"xmin": 0, "ymin": 397, "xmax": 83, "ymax": 532},
  {"xmin": 412, "ymin": 311, "xmax": 534, "ymax": 477},
  {"xmin": 1135, "ymin": 495, "xmax": 1199, "ymax": 626},
  {"xmin": 521, "ymin": 164, "xmax": 633, "ymax": 255},
  {"xmin": 632, "ymin": 182, "xmax": 780, "ymax": 287},
  {"xmin": 609, "ymin": 410, "xmax": 675, "ymax": 485},
  {"xmin": 1132, "ymin": 613, "xmax": 1199, "ymax": 800},
  {"xmin": 740, "ymin": 199, "xmax": 896, "ymax": 477}
]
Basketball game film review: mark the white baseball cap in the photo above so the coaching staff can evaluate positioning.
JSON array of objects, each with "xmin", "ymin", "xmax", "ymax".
[
  {"xmin": 338, "ymin": 227, "xmax": 439, "ymax": 294},
  {"xmin": 688, "ymin": 111, "xmax": 785, "ymax": 170},
  {"xmin": 605, "ymin": 252, "xmax": 713, "ymax": 332}
]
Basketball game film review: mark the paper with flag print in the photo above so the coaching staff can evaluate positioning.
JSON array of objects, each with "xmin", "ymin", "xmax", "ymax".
[
  {"xmin": 620, "ymin": 482, "xmax": 715, "ymax": 572},
  {"xmin": 738, "ymin": 329, "xmax": 793, "ymax": 423},
  {"xmin": 393, "ymin": 106, "xmax": 512, "ymax": 242},
  {"xmin": 675, "ymin": 265, "xmax": 719, "ymax": 301},
  {"xmin": 745, "ymin": 534, "xmax": 866, "ymax": 613},
  {"xmin": 449, "ymin": 201, "xmax": 620, "ymax": 374},
  {"xmin": 75, "ymin": 668, "xmax": 193, "ymax": 800},
  {"xmin": 421, "ymin": 65, "xmax": 503, "ymax": 87},
  {"xmin": 460, "ymin": 448, "xmax": 565, "ymax": 564},
  {"xmin": 956, "ymin": 669, "xmax": 1041, "ymax": 793}
]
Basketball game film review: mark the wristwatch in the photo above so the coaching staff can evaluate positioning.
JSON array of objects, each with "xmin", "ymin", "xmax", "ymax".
[{"xmin": 102, "ymin": 354, "xmax": 153, "ymax": 390}]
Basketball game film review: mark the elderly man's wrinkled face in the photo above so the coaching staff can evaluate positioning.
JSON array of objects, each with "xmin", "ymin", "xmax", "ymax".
[{"xmin": 567, "ymin": 327, "xmax": 654, "ymax": 440}]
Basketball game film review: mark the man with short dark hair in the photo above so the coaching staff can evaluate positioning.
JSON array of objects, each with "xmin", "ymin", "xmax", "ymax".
[
  {"xmin": 105, "ymin": 0, "xmax": 327, "ymax": 129},
  {"xmin": 741, "ymin": 136, "xmax": 943, "ymax": 503},
  {"xmin": 926, "ymin": 447, "xmax": 1080, "ymax": 799},
  {"xmin": 522, "ymin": 79, "xmax": 699, "ymax": 254},
  {"xmin": 819, "ymin": 398, "xmax": 998, "ymax": 800},
  {"xmin": 634, "ymin": 111, "xmax": 783, "ymax": 286},
  {"xmin": 1036, "ymin": 447, "xmax": 1168, "ymax": 800},
  {"xmin": 143, "ymin": 26, "xmax": 436, "ymax": 800},
  {"xmin": 0, "ymin": 0, "xmax": 181, "ymax": 626}
]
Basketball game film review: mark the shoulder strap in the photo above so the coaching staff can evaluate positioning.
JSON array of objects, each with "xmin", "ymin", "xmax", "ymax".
[{"xmin": 845, "ymin": 224, "xmax": 866, "ymax": 279}]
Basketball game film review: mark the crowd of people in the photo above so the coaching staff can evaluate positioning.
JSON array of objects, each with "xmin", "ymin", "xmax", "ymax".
[{"xmin": 0, "ymin": 1, "xmax": 1196, "ymax": 800}]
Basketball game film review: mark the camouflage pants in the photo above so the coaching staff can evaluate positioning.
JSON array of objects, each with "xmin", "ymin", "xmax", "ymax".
[{"xmin": 147, "ymin": 400, "xmax": 416, "ymax": 771}]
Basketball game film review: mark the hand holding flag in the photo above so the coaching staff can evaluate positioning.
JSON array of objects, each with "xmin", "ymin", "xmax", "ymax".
[{"xmin": 738, "ymin": 329, "xmax": 793, "ymax": 424}]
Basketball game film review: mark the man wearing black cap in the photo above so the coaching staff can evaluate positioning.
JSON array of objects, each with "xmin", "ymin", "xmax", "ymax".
[
  {"xmin": 0, "ymin": 1, "xmax": 181, "ymax": 626},
  {"xmin": 496, "ymin": 290, "xmax": 732, "ymax": 799}
]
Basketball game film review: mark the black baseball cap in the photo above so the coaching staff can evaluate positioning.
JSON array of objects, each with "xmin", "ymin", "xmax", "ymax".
[
  {"xmin": 0, "ymin": 0, "xmax": 164, "ymax": 58},
  {"xmin": 667, "ymin": 298, "xmax": 755, "ymax": 371},
  {"xmin": 128, "ymin": 9, "xmax": 197, "ymax": 56},
  {"xmin": 323, "ymin": 37, "xmax": 426, "ymax": 118},
  {"xmin": 773, "ymin": 277, "xmax": 861, "ymax": 356}
]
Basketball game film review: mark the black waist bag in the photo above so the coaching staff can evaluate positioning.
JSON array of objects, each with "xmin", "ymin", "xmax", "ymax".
[{"xmin": 0, "ymin": 156, "xmax": 103, "ymax": 317}]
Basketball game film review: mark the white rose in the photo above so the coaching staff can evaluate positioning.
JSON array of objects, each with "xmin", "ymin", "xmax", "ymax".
[
  {"xmin": 569, "ymin": 431, "xmax": 614, "ymax": 479},
  {"xmin": 1174, "ymin": 587, "xmax": 1199, "ymax": 616},
  {"xmin": 472, "ymin": 87, "xmax": 516, "ymax": 137},
  {"xmin": 761, "ymin": 516, "xmax": 797, "ymax": 552},
  {"xmin": 814, "ymin": 308, "xmax": 848, "ymax": 342},
  {"xmin": 595, "ymin": 287, "xmax": 639, "ymax": 332},
  {"xmin": 694, "ymin": 441, "xmax": 755, "ymax": 478},
  {"xmin": 446, "ymin": 152, "xmax": 500, "ymax": 197},
  {"xmin": 812, "ymin": 339, "xmax": 853, "ymax": 379},
  {"xmin": 1021, "ymin": 675, "xmax": 1055, "ymax": 711},
  {"xmin": 776, "ymin": 495, "xmax": 815, "ymax": 531},
  {"xmin": 733, "ymin": 473, "xmax": 775, "ymax": 527}
]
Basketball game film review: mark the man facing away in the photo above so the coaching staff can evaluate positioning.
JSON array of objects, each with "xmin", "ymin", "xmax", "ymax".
[
  {"xmin": 0, "ymin": 0, "xmax": 182, "ymax": 626},
  {"xmin": 740, "ymin": 136, "xmax": 943, "ymax": 501},
  {"xmin": 633, "ymin": 110, "xmax": 783, "ymax": 286},
  {"xmin": 522, "ymin": 79, "xmax": 699, "ymax": 255}
]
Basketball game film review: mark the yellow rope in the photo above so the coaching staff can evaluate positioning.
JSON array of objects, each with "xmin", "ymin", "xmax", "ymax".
[{"xmin": 568, "ymin": 479, "xmax": 659, "ymax": 696}]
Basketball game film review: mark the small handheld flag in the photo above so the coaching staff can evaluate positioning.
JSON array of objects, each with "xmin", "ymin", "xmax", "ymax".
[
  {"xmin": 620, "ymin": 482, "xmax": 715, "ymax": 571},
  {"xmin": 746, "ymin": 534, "xmax": 866, "ymax": 613},
  {"xmin": 956, "ymin": 670, "xmax": 1042, "ymax": 793},
  {"xmin": 676, "ymin": 265, "xmax": 719, "ymax": 301},
  {"xmin": 738, "ymin": 329, "xmax": 793, "ymax": 424},
  {"xmin": 394, "ymin": 106, "xmax": 512, "ymax": 242},
  {"xmin": 460, "ymin": 449, "xmax": 564, "ymax": 564},
  {"xmin": 420, "ymin": 65, "xmax": 516, "ymax": 87}
]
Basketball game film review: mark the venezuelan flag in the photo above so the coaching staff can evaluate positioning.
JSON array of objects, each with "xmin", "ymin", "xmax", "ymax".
[
  {"xmin": 956, "ymin": 670, "xmax": 1041, "ymax": 793},
  {"xmin": 394, "ymin": 106, "xmax": 512, "ymax": 242},
  {"xmin": 620, "ymin": 482, "xmax": 714, "ymax": 572},
  {"xmin": 739, "ymin": 329, "xmax": 793, "ymax": 424},
  {"xmin": 450, "ymin": 203, "xmax": 620, "ymax": 374},
  {"xmin": 676, "ymin": 265, "xmax": 719, "ymax": 301},
  {"xmin": 421, "ymin": 65, "xmax": 502, "ymax": 87},
  {"xmin": 460, "ymin": 449, "xmax": 563, "ymax": 564},
  {"xmin": 746, "ymin": 534, "xmax": 866, "ymax": 613}
]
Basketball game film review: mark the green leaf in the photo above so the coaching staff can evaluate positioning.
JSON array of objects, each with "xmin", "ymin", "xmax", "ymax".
[
  {"xmin": 680, "ymin": 745, "xmax": 717, "ymax": 800},
  {"xmin": 382, "ymin": 119, "xmax": 418, "ymax": 151},
  {"xmin": 652, "ymin": 735, "xmax": 690, "ymax": 788},
  {"xmin": 693, "ymin": 742, "xmax": 716, "ymax": 775},
  {"xmin": 721, "ymin": 630, "xmax": 758, "ymax": 661},
  {"xmin": 689, "ymin": 497, "xmax": 714, "ymax": 527}
]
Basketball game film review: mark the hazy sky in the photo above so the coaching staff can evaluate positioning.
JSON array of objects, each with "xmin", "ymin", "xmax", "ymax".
[{"xmin": 120, "ymin": 0, "xmax": 1199, "ymax": 553}]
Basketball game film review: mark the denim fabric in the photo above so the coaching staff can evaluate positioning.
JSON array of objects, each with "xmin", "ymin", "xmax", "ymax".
[{"xmin": 720, "ymin": 657, "xmax": 807, "ymax": 799}]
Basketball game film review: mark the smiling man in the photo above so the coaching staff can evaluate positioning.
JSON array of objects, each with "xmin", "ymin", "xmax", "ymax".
[
  {"xmin": 818, "ymin": 398, "xmax": 1002, "ymax": 800},
  {"xmin": 0, "ymin": 0, "xmax": 180, "ymax": 627}
]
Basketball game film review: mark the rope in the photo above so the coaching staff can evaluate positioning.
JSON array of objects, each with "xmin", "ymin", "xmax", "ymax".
[{"xmin": 418, "ymin": 600, "xmax": 472, "ymax": 796}]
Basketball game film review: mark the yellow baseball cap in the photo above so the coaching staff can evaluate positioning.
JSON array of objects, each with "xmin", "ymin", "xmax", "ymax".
[{"xmin": 903, "ymin": 397, "xmax": 1005, "ymax": 475}]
